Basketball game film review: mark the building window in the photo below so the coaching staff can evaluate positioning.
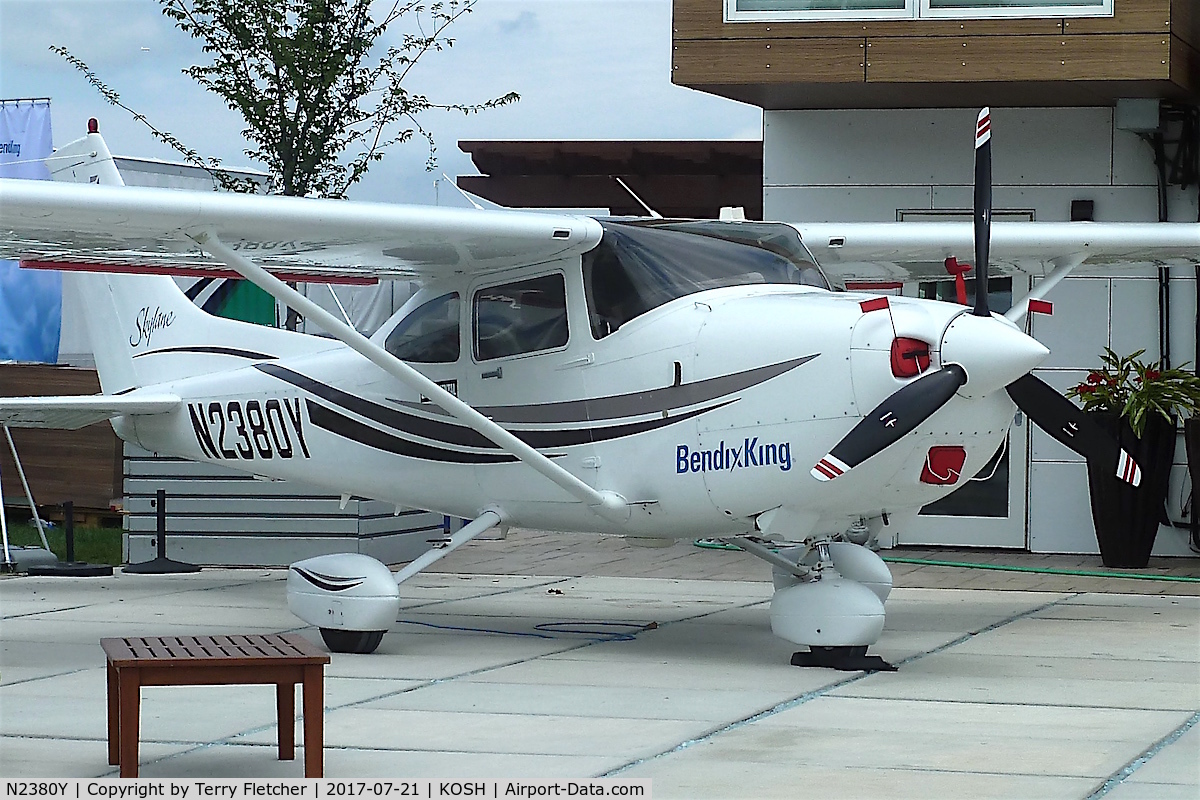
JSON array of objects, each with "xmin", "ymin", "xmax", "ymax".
[
  {"xmin": 725, "ymin": 0, "xmax": 1112, "ymax": 21},
  {"xmin": 728, "ymin": 0, "xmax": 908, "ymax": 21},
  {"xmin": 921, "ymin": 0, "xmax": 1111, "ymax": 18}
]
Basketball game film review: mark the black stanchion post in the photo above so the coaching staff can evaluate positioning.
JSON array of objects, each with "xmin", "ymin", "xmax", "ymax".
[
  {"xmin": 124, "ymin": 489, "xmax": 200, "ymax": 574},
  {"xmin": 156, "ymin": 489, "xmax": 167, "ymax": 560},
  {"xmin": 27, "ymin": 500, "xmax": 113, "ymax": 577},
  {"xmin": 64, "ymin": 501, "xmax": 75, "ymax": 564}
]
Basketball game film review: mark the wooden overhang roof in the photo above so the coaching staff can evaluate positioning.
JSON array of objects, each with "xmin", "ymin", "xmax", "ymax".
[{"xmin": 457, "ymin": 140, "xmax": 764, "ymax": 220}]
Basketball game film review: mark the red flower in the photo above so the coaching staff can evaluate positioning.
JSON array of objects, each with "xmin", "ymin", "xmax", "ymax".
[
  {"xmin": 1077, "ymin": 385, "xmax": 1095, "ymax": 394},
  {"xmin": 1145, "ymin": 370, "xmax": 1161, "ymax": 382},
  {"xmin": 1086, "ymin": 372, "xmax": 1103, "ymax": 385}
]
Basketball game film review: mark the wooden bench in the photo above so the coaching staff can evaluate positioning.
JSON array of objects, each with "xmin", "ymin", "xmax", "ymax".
[{"xmin": 101, "ymin": 634, "xmax": 330, "ymax": 778}]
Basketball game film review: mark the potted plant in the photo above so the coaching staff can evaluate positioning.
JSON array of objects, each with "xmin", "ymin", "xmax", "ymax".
[{"xmin": 1067, "ymin": 349, "xmax": 1200, "ymax": 567}]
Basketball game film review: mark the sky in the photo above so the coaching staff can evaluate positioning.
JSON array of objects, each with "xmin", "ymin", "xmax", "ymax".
[{"xmin": 0, "ymin": 0, "xmax": 763, "ymax": 205}]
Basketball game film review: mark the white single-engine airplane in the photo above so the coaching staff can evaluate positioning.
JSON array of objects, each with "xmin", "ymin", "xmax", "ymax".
[{"xmin": 1, "ymin": 111, "xmax": 1196, "ymax": 669}]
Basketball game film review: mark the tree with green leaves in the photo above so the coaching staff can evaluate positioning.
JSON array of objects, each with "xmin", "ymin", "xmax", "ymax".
[
  {"xmin": 57, "ymin": 0, "xmax": 517, "ymax": 198},
  {"xmin": 55, "ymin": 0, "xmax": 516, "ymax": 328}
]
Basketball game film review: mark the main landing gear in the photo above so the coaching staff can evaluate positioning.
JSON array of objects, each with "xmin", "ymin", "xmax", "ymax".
[{"xmin": 722, "ymin": 533, "xmax": 897, "ymax": 672}]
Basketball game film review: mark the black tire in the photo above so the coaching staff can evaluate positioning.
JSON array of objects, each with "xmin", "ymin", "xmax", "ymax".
[
  {"xmin": 319, "ymin": 628, "xmax": 385, "ymax": 654},
  {"xmin": 813, "ymin": 645, "xmax": 868, "ymax": 658}
]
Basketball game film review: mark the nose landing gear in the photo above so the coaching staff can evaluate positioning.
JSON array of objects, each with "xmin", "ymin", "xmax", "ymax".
[{"xmin": 723, "ymin": 528, "xmax": 897, "ymax": 672}]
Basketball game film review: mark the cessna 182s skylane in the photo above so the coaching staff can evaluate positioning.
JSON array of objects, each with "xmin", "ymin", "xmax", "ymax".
[{"xmin": 1, "ymin": 111, "xmax": 1196, "ymax": 668}]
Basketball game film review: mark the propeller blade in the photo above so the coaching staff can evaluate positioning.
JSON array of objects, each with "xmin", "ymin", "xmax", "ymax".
[
  {"xmin": 1006, "ymin": 373, "xmax": 1142, "ymax": 487},
  {"xmin": 973, "ymin": 107, "xmax": 992, "ymax": 318},
  {"xmin": 812, "ymin": 365, "xmax": 967, "ymax": 481}
]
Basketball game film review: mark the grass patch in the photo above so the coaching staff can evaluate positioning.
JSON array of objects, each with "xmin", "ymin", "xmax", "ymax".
[{"xmin": 3, "ymin": 515, "xmax": 123, "ymax": 566}]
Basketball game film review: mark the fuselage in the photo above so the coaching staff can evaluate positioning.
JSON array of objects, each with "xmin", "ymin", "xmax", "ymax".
[{"xmin": 121, "ymin": 220, "xmax": 1018, "ymax": 540}]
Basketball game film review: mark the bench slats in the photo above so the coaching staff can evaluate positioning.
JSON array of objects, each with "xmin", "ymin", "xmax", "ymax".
[
  {"xmin": 102, "ymin": 632, "xmax": 328, "ymax": 778},
  {"xmin": 101, "ymin": 633, "xmax": 329, "ymax": 667}
]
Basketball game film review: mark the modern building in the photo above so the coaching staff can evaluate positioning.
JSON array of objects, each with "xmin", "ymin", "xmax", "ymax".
[{"xmin": 675, "ymin": 0, "xmax": 1199, "ymax": 555}]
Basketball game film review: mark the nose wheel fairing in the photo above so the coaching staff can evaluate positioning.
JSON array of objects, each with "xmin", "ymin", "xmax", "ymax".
[{"xmin": 728, "ymin": 536, "xmax": 899, "ymax": 671}]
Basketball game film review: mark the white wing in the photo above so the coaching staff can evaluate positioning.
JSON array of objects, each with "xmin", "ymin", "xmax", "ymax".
[
  {"xmin": 0, "ymin": 394, "xmax": 181, "ymax": 430},
  {"xmin": 794, "ymin": 221, "xmax": 1200, "ymax": 284},
  {"xmin": 0, "ymin": 178, "xmax": 603, "ymax": 282}
]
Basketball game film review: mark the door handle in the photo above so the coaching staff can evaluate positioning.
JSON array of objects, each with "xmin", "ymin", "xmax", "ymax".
[{"xmin": 481, "ymin": 367, "xmax": 503, "ymax": 380}]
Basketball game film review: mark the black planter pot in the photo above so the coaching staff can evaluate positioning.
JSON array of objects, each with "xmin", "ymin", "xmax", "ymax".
[
  {"xmin": 1186, "ymin": 418, "xmax": 1200, "ymax": 548},
  {"xmin": 1084, "ymin": 411, "xmax": 1177, "ymax": 568}
]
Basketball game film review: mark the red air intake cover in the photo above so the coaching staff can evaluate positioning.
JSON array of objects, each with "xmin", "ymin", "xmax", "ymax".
[
  {"xmin": 921, "ymin": 446, "xmax": 967, "ymax": 485},
  {"xmin": 891, "ymin": 337, "xmax": 931, "ymax": 378}
]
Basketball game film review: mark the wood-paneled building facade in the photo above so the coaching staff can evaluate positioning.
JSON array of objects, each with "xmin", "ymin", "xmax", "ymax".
[{"xmin": 673, "ymin": 0, "xmax": 1198, "ymax": 109}]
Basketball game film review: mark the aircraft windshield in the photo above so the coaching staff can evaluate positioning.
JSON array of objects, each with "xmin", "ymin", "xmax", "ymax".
[{"xmin": 583, "ymin": 220, "xmax": 829, "ymax": 339}]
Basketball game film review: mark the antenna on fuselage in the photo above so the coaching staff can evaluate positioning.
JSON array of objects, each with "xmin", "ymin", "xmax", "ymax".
[
  {"xmin": 442, "ymin": 173, "xmax": 486, "ymax": 211},
  {"xmin": 613, "ymin": 176, "xmax": 663, "ymax": 219}
]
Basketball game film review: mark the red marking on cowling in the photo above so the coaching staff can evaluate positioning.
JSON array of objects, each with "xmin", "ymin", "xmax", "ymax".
[{"xmin": 920, "ymin": 446, "xmax": 967, "ymax": 485}]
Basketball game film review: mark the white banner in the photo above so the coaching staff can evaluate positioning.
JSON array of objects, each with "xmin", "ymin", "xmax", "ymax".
[{"xmin": 0, "ymin": 98, "xmax": 60, "ymax": 363}]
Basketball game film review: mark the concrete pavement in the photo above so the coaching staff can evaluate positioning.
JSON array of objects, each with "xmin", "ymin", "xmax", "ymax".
[{"xmin": 1, "ymin": 533, "xmax": 1197, "ymax": 798}]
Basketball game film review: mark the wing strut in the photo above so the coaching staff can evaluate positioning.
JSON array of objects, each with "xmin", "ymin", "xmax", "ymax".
[
  {"xmin": 192, "ymin": 230, "xmax": 630, "ymax": 523},
  {"xmin": 1005, "ymin": 253, "xmax": 1088, "ymax": 325},
  {"xmin": 393, "ymin": 509, "xmax": 503, "ymax": 585}
]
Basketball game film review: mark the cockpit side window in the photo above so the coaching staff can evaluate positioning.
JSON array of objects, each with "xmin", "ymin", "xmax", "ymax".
[
  {"xmin": 384, "ymin": 292, "xmax": 460, "ymax": 363},
  {"xmin": 473, "ymin": 273, "xmax": 569, "ymax": 361}
]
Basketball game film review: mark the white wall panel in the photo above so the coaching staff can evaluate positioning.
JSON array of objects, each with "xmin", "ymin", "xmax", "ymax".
[
  {"xmin": 931, "ymin": 186, "xmax": 1159, "ymax": 221},
  {"xmin": 1168, "ymin": 275, "xmax": 1199, "ymax": 368},
  {"xmin": 1152, "ymin": 524, "xmax": 1196, "ymax": 557},
  {"xmin": 1112, "ymin": 128, "xmax": 1159, "ymax": 187},
  {"xmin": 764, "ymin": 185, "xmax": 933, "ymax": 223},
  {"xmin": 1109, "ymin": 278, "xmax": 1161, "ymax": 363},
  {"xmin": 1163, "ymin": 187, "xmax": 1200, "ymax": 222},
  {"xmin": 988, "ymin": 108, "xmax": 1113, "ymax": 186},
  {"xmin": 765, "ymin": 109, "xmax": 977, "ymax": 186},
  {"xmin": 1030, "ymin": 278, "xmax": 1110, "ymax": 369},
  {"xmin": 1028, "ymin": 461, "xmax": 1095, "ymax": 553},
  {"xmin": 1028, "ymin": 461, "xmax": 1195, "ymax": 556},
  {"xmin": 765, "ymin": 108, "xmax": 1114, "ymax": 189}
]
